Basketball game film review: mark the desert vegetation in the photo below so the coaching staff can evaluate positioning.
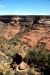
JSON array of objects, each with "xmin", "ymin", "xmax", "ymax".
[{"xmin": 24, "ymin": 48, "xmax": 50, "ymax": 66}]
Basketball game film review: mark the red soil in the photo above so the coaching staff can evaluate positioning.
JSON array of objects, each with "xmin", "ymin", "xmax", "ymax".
[{"xmin": 20, "ymin": 27, "xmax": 50, "ymax": 50}]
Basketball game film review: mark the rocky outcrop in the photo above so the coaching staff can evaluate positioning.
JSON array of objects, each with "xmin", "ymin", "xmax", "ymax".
[
  {"xmin": 19, "ymin": 62, "xmax": 28, "ymax": 70},
  {"xmin": 0, "ymin": 16, "xmax": 50, "ymax": 26},
  {"xmin": 0, "ymin": 51, "xmax": 10, "ymax": 72}
]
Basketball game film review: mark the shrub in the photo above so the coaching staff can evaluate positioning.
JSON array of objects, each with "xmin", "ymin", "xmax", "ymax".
[
  {"xmin": 48, "ymin": 54, "xmax": 50, "ymax": 67},
  {"xmin": 24, "ymin": 48, "xmax": 49, "ymax": 67}
]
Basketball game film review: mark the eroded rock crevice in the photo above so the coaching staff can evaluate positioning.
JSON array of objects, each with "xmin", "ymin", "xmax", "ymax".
[{"xmin": 12, "ymin": 53, "xmax": 22, "ymax": 65}]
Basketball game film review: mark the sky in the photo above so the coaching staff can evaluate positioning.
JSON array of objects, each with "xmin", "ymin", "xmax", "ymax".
[{"xmin": 0, "ymin": 0, "xmax": 50, "ymax": 15}]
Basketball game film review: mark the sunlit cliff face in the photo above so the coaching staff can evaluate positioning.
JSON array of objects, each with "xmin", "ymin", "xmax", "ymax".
[
  {"xmin": 20, "ymin": 27, "xmax": 50, "ymax": 50},
  {"xmin": 0, "ymin": 16, "xmax": 50, "ymax": 50},
  {"xmin": 0, "ymin": 16, "xmax": 21, "ymax": 40}
]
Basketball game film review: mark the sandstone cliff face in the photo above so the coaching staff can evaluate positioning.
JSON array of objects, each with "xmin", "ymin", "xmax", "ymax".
[
  {"xmin": 0, "ymin": 16, "xmax": 50, "ymax": 50},
  {"xmin": 20, "ymin": 27, "xmax": 50, "ymax": 50}
]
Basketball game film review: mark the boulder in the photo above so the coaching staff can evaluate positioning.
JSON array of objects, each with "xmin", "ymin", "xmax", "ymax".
[{"xmin": 19, "ymin": 62, "xmax": 28, "ymax": 70}]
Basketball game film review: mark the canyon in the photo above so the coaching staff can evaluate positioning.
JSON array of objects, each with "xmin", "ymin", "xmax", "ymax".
[{"xmin": 0, "ymin": 15, "xmax": 50, "ymax": 75}]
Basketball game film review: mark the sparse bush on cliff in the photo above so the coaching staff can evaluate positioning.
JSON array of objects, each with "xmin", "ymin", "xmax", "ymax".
[{"xmin": 24, "ymin": 48, "xmax": 50, "ymax": 68}]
